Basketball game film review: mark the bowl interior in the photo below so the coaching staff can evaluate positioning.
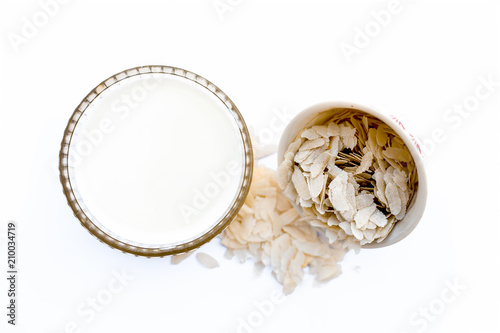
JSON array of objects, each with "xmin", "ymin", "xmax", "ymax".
[{"xmin": 278, "ymin": 102, "xmax": 427, "ymax": 248}]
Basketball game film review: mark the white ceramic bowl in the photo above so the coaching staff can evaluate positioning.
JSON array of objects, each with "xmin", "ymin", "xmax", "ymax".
[{"xmin": 277, "ymin": 101, "xmax": 427, "ymax": 248}]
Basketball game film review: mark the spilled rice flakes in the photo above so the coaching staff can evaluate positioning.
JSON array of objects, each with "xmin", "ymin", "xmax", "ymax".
[
  {"xmin": 277, "ymin": 110, "xmax": 418, "ymax": 245},
  {"xmin": 196, "ymin": 252, "xmax": 220, "ymax": 269},
  {"xmin": 221, "ymin": 166, "xmax": 349, "ymax": 295}
]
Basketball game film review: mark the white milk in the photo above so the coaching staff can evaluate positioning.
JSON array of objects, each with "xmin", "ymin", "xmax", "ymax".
[{"xmin": 69, "ymin": 73, "xmax": 244, "ymax": 246}]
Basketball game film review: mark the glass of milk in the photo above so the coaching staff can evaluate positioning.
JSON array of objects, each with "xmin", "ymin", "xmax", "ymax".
[{"xmin": 59, "ymin": 66, "xmax": 253, "ymax": 256}]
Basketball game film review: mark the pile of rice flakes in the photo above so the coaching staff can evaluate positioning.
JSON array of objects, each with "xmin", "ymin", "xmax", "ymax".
[
  {"xmin": 221, "ymin": 110, "xmax": 418, "ymax": 294},
  {"xmin": 221, "ymin": 166, "xmax": 348, "ymax": 294},
  {"xmin": 277, "ymin": 110, "xmax": 418, "ymax": 245}
]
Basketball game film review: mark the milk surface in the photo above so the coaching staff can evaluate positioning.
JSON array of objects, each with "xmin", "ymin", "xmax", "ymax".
[{"xmin": 69, "ymin": 73, "xmax": 244, "ymax": 246}]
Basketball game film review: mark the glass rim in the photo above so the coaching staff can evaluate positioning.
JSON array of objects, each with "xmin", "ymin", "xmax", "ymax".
[{"xmin": 59, "ymin": 65, "xmax": 254, "ymax": 257}]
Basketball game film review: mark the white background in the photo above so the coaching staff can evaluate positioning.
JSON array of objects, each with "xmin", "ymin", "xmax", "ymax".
[{"xmin": 1, "ymin": 0, "xmax": 499, "ymax": 332}]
